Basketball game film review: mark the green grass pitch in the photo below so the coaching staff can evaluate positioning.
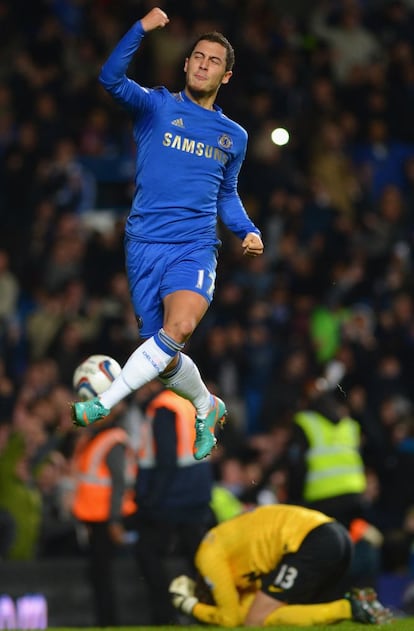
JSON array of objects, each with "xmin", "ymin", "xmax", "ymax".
[{"xmin": 46, "ymin": 619, "xmax": 414, "ymax": 631}]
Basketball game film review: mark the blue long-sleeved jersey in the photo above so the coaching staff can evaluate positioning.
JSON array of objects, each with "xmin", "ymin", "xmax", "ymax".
[{"xmin": 99, "ymin": 21, "xmax": 260, "ymax": 245}]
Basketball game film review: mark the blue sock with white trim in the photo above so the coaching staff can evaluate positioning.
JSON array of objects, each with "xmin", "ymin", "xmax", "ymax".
[{"xmin": 160, "ymin": 352, "xmax": 212, "ymax": 417}]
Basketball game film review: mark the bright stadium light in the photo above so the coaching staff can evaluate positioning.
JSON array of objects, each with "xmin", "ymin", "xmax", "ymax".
[{"xmin": 271, "ymin": 127, "xmax": 290, "ymax": 146}]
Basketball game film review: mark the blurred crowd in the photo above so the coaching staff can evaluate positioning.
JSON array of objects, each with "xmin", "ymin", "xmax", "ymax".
[{"xmin": 1, "ymin": 0, "xmax": 414, "ymax": 601}]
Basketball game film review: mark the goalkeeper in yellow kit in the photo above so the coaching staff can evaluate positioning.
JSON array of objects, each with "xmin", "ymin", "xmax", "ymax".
[{"xmin": 169, "ymin": 504, "xmax": 391, "ymax": 626}]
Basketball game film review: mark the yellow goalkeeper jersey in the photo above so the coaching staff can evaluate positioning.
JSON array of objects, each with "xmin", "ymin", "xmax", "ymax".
[{"xmin": 193, "ymin": 504, "xmax": 332, "ymax": 627}]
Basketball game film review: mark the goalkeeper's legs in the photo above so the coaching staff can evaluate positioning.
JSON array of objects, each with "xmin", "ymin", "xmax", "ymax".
[{"xmin": 264, "ymin": 600, "xmax": 351, "ymax": 626}]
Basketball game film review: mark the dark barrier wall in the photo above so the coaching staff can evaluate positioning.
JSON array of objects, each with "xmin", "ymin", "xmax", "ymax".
[{"xmin": 1, "ymin": 557, "xmax": 190, "ymax": 627}]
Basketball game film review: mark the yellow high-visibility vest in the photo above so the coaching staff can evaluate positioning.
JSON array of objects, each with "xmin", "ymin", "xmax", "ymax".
[{"xmin": 294, "ymin": 410, "xmax": 366, "ymax": 502}]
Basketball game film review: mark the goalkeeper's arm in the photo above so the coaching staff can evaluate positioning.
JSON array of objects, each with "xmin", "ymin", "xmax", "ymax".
[{"xmin": 170, "ymin": 572, "xmax": 245, "ymax": 627}]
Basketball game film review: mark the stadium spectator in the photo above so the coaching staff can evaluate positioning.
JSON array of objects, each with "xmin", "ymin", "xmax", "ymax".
[
  {"xmin": 310, "ymin": 1, "xmax": 383, "ymax": 84},
  {"xmin": 283, "ymin": 378, "xmax": 367, "ymax": 521},
  {"xmin": 0, "ymin": 249, "xmax": 19, "ymax": 326},
  {"xmin": 71, "ymin": 401, "xmax": 138, "ymax": 627},
  {"xmin": 279, "ymin": 376, "xmax": 383, "ymax": 587},
  {"xmin": 0, "ymin": 423, "xmax": 42, "ymax": 560}
]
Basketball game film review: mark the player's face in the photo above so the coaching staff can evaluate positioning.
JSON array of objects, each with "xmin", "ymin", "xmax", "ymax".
[{"xmin": 184, "ymin": 40, "xmax": 232, "ymax": 99}]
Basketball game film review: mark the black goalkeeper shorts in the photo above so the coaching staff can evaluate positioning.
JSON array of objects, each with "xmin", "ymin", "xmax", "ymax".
[{"xmin": 260, "ymin": 521, "xmax": 353, "ymax": 604}]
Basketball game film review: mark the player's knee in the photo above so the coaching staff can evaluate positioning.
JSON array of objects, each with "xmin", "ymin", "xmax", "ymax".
[{"xmin": 164, "ymin": 319, "xmax": 195, "ymax": 343}]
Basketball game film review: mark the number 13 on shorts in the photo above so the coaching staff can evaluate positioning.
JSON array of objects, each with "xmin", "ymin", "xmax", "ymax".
[{"xmin": 273, "ymin": 564, "xmax": 298, "ymax": 589}]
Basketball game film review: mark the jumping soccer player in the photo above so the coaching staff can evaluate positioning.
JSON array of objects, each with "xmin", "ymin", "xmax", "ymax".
[{"xmin": 71, "ymin": 7, "xmax": 263, "ymax": 460}]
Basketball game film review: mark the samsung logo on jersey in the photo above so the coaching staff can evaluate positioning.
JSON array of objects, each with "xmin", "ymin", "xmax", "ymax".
[{"xmin": 163, "ymin": 132, "xmax": 229, "ymax": 165}]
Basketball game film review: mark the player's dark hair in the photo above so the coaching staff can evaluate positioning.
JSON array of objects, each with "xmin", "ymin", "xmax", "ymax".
[{"xmin": 189, "ymin": 32, "xmax": 235, "ymax": 71}]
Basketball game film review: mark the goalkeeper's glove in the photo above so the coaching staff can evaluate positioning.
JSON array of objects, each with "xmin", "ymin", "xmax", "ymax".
[{"xmin": 169, "ymin": 575, "xmax": 198, "ymax": 615}]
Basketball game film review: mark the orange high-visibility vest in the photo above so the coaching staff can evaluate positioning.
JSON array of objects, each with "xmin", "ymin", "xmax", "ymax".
[
  {"xmin": 72, "ymin": 427, "xmax": 137, "ymax": 522},
  {"xmin": 138, "ymin": 390, "xmax": 197, "ymax": 467}
]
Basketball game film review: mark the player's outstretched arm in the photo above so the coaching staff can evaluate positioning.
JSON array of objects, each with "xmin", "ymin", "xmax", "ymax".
[
  {"xmin": 99, "ymin": 7, "xmax": 169, "ymax": 109},
  {"xmin": 140, "ymin": 7, "xmax": 169, "ymax": 33}
]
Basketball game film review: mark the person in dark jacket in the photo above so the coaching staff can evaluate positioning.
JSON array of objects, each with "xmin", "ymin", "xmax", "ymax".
[
  {"xmin": 72, "ymin": 401, "xmax": 137, "ymax": 626},
  {"xmin": 134, "ymin": 380, "xmax": 215, "ymax": 625},
  {"xmin": 282, "ymin": 379, "xmax": 382, "ymax": 588}
]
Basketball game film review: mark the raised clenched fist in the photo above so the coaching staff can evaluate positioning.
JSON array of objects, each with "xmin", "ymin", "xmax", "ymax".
[{"xmin": 140, "ymin": 7, "xmax": 169, "ymax": 33}]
